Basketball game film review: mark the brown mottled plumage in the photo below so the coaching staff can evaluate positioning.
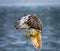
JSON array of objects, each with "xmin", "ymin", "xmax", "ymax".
[
  {"xmin": 15, "ymin": 14, "xmax": 42, "ymax": 50},
  {"xmin": 26, "ymin": 15, "xmax": 42, "ymax": 30}
]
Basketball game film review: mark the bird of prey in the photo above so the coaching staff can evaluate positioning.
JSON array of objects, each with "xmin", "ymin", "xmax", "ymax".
[{"xmin": 15, "ymin": 14, "xmax": 42, "ymax": 50}]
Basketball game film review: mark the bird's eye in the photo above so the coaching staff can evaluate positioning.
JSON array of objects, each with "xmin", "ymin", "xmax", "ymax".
[{"xmin": 18, "ymin": 18, "xmax": 20, "ymax": 20}]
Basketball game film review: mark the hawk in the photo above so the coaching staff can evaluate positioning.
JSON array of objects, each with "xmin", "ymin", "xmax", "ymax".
[{"xmin": 15, "ymin": 14, "xmax": 42, "ymax": 50}]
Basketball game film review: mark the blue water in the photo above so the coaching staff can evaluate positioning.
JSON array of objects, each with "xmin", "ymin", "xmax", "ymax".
[{"xmin": 0, "ymin": 6, "xmax": 60, "ymax": 51}]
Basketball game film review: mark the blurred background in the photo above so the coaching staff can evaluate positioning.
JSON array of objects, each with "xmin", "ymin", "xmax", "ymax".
[{"xmin": 0, "ymin": 0, "xmax": 60, "ymax": 51}]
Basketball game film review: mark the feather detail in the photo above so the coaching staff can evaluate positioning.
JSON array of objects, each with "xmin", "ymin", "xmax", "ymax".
[{"xmin": 30, "ymin": 29, "xmax": 42, "ymax": 50}]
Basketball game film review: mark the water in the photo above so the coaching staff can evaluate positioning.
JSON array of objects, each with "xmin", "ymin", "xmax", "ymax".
[{"xmin": 0, "ymin": 6, "xmax": 60, "ymax": 51}]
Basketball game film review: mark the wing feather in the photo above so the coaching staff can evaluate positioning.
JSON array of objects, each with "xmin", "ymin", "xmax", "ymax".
[
  {"xmin": 31, "ymin": 31, "xmax": 42, "ymax": 49},
  {"xmin": 29, "ymin": 16, "xmax": 42, "ymax": 30}
]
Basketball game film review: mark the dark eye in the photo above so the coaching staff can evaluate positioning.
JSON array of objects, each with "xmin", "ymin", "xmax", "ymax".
[{"xmin": 18, "ymin": 18, "xmax": 20, "ymax": 20}]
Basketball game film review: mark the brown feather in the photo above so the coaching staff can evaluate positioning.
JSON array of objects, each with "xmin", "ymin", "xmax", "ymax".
[{"xmin": 29, "ymin": 15, "xmax": 42, "ymax": 30}]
